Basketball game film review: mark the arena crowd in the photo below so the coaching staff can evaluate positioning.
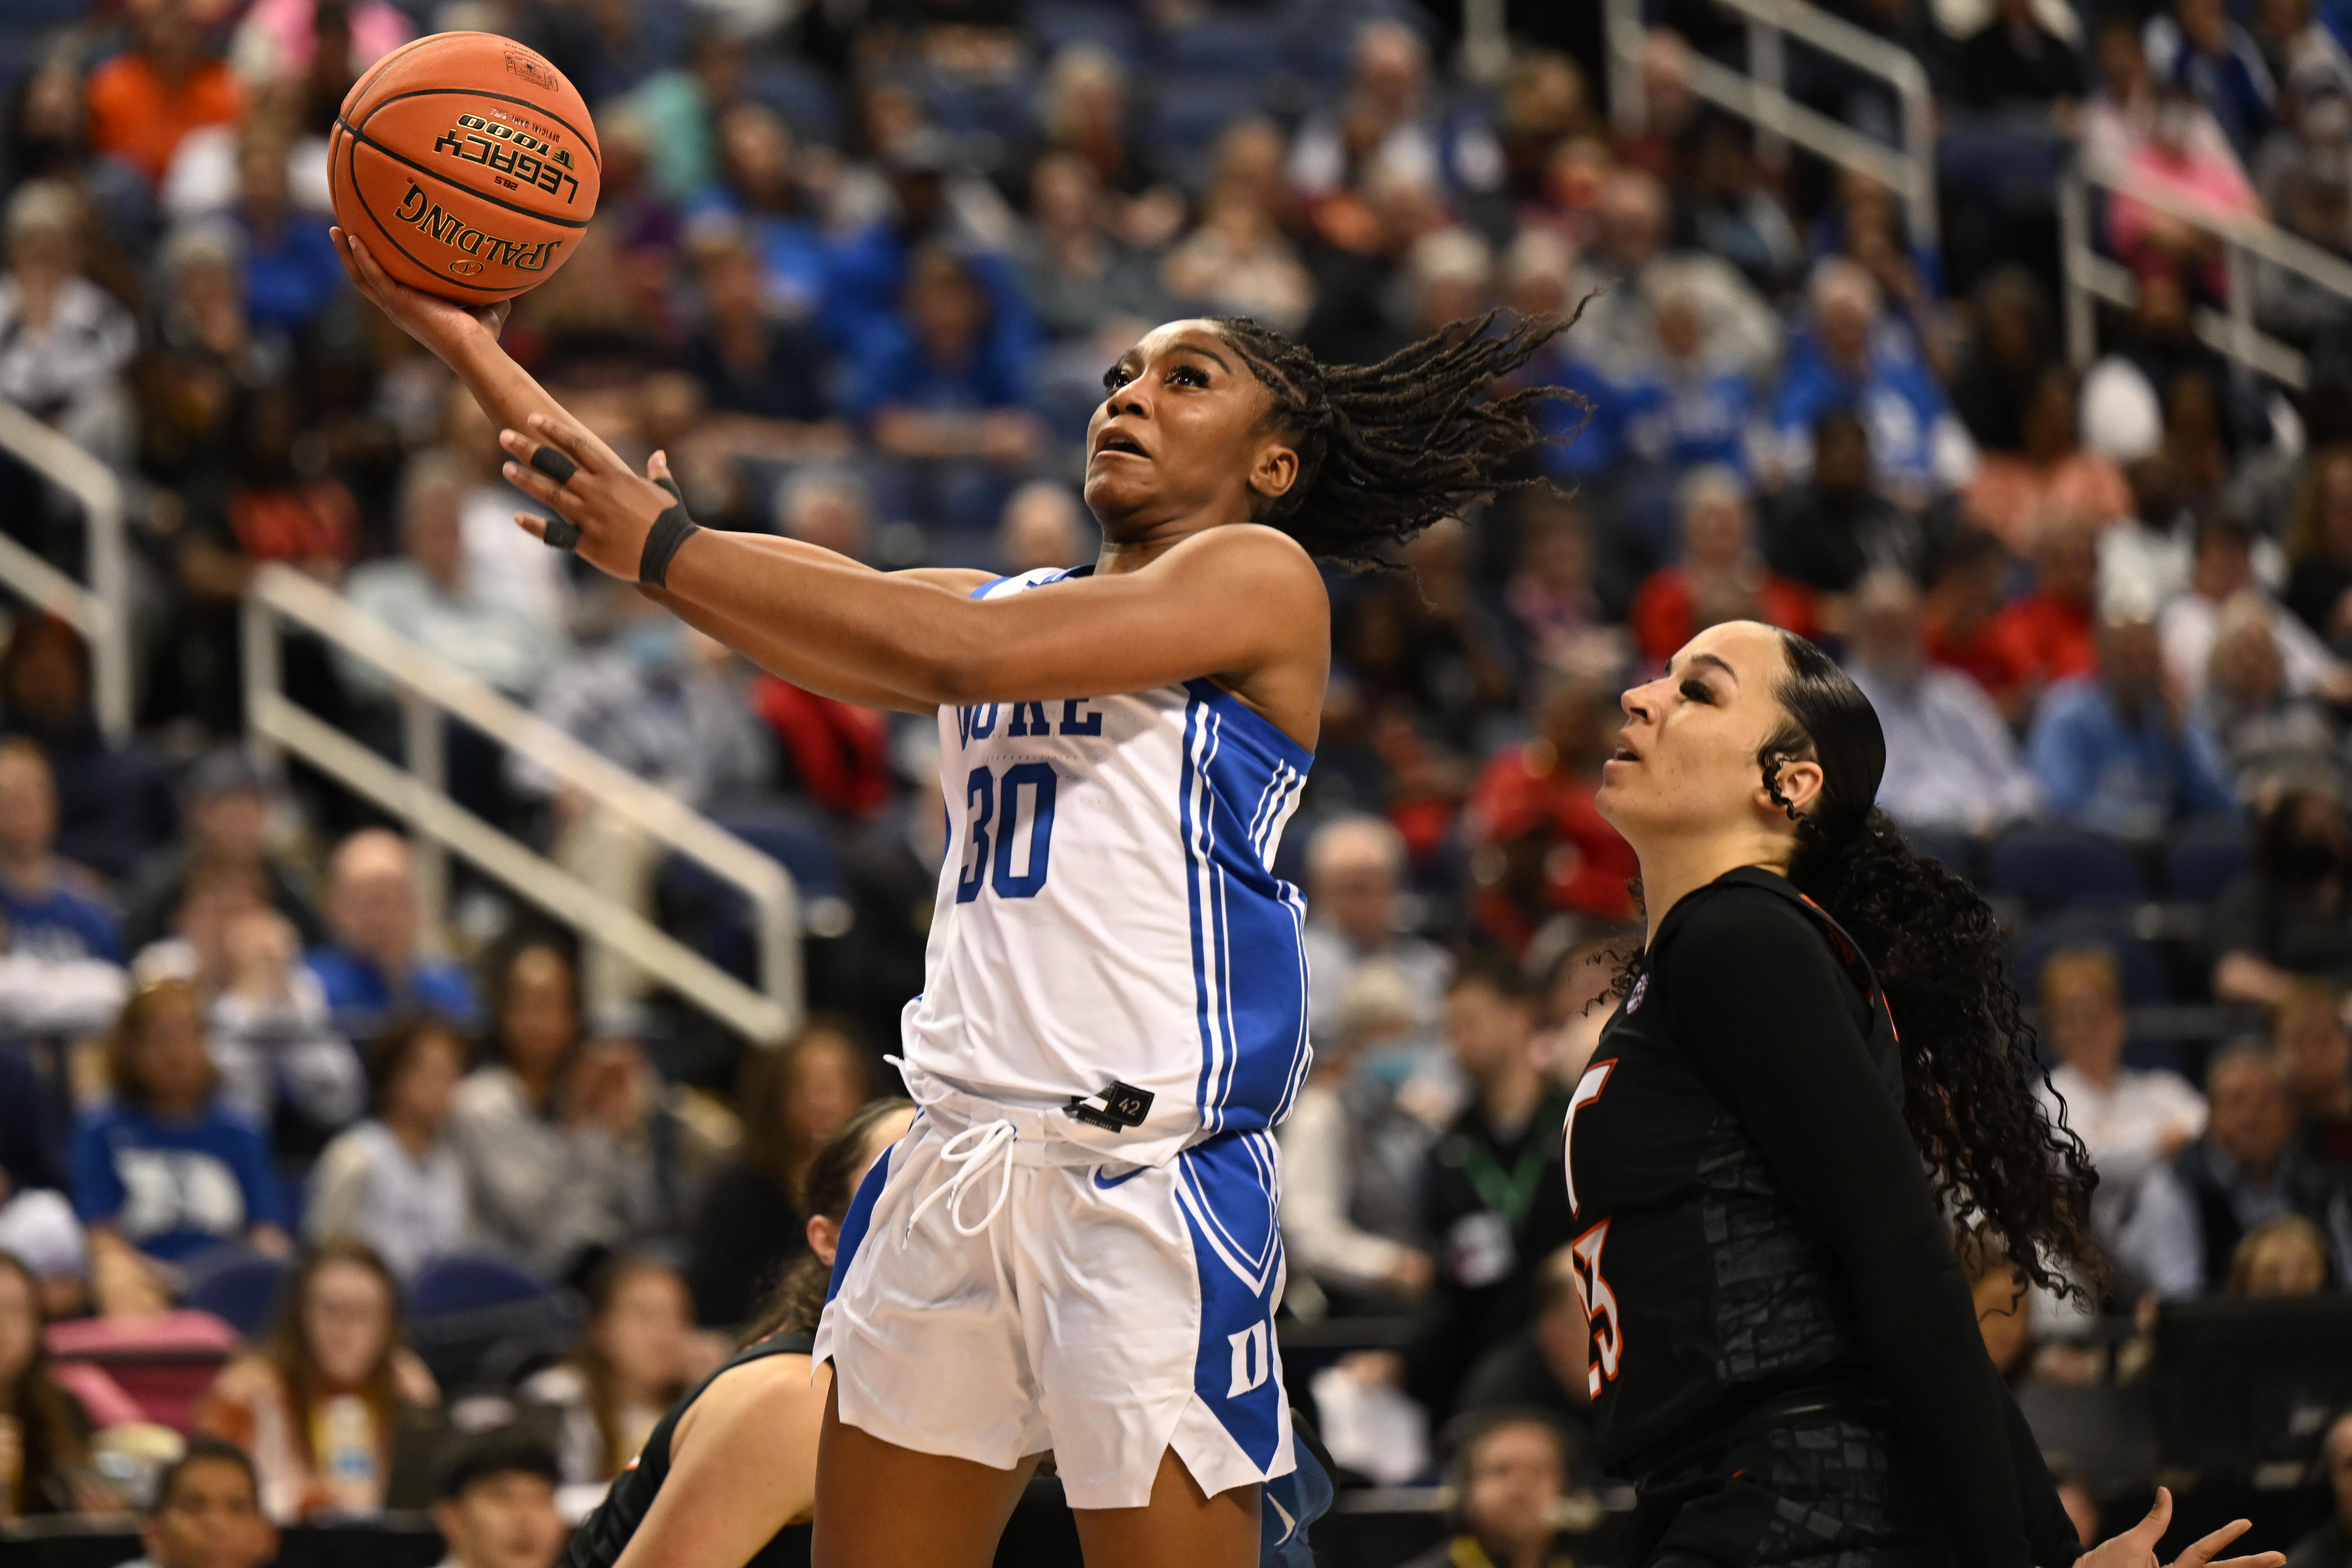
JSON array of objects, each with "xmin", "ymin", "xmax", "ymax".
[{"xmin": 1, "ymin": 0, "xmax": 2351, "ymax": 1562}]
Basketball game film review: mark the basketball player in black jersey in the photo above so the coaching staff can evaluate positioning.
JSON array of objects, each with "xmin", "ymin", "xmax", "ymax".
[
  {"xmin": 566, "ymin": 1099, "xmax": 915, "ymax": 1568},
  {"xmin": 1571, "ymin": 620, "xmax": 2286, "ymax": 1568}
]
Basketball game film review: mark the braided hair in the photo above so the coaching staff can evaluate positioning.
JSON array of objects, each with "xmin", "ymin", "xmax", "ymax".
[{"xmin": 1211, "ymin": 307, "xmax": 1589, "ymax": 567}]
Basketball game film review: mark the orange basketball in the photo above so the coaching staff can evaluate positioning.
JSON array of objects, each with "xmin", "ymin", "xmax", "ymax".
[{"xmin": 328, "ymin": 32, "xmax": 600, "ymax": 304}]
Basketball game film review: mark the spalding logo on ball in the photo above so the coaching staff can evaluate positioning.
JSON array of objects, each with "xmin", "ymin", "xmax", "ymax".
[{"xmin": 328, "ymin": 32, "xmax": 601, "ymax": 303}]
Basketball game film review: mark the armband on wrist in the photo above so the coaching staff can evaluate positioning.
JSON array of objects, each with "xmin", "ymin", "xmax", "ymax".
[{"xmin": 638, "ymin": 487, "xmax": 701, "ymax": 589}]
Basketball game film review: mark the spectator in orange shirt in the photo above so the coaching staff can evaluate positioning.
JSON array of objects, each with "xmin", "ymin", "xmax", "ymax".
[
  {"xmin": 1984, "ymin": 512, "xmax": 2104, "ymax": 711},
  {"xmin": 1629, "ymin": 466, "xmax": 1818, "ymax": 667},
  {"xmin": 84, "ymin": 0, "xmax": 246, "ymax": 188},
  {"xmin": 1924, "ymin": 528, "xmax": 2038, "ymax": 722},
  {"xmin": 1962, "ymin": 365, "xmax": 2135, "ymax": 557},
  {"xmin": 1464, "ymin": 671, "xmax": 1638, "ymax": 955}
]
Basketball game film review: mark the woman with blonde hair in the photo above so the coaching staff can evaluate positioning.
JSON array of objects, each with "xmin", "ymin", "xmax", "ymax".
[
  {"xmin": 2226, "ymin": 1214, "xmax": 2332, "ymax": 1295},
  {"xmin": 195, "ymin": 1237, "xmax": 438, "ymax": 1520},
  {"xmin": 523, "ymin": 1254, "xmax": 700, "ymax": 1487}
]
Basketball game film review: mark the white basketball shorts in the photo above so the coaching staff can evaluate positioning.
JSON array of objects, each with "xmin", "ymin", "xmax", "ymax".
[{"xmin": 811, "ymin": 1082, "xmax": 1296, "ymax": 1509}]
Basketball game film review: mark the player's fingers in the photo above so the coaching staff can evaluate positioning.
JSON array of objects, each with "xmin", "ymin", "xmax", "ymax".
[
  {"xmin": 525, "ymin": 409, "xmax": 623, "ymax": 478},
  {"xmin": 2168, "ymin": 1521, "xmax": 2255, "ymax": 1568},
  {"xmin": 500, "ymin": 455, "xmax": 570, "ymax": 507},
  {"xmin": 342, "ymin": 231, "xmax": 397, "ymax": 294},
  {"xmin": 512, "ymin": 511, "xmax": 550, "ymax": 542},
  {"xmin": 647, "ymin": 449, "xmax": 673, "ymax": 482},
  {"xmin": 328, "ymin": 226, "xmax": 365, "ymax": 290},
  {"xmin": 2126, "ymin": 1488, "xmax": 2174, "ymax": 1550}
]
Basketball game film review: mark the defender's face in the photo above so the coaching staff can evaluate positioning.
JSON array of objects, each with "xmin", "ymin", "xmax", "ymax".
[{"xmin": 1596, "ymin": 621, "xmax": 1795, "ymax": 848}]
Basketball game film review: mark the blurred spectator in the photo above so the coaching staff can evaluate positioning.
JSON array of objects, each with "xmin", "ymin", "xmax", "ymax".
[
  {"xmin": 2284, "ymin": 445, "xmax": 2352, "ymax": 654},
  {"xmin": 1962, "ymin": 366, "xmax": 2134, "ymax": 557},
  {"xmin": 2109, "ymin": 85, "xmax": 2262, "ymax": 296},
  {"xmin": 1411, "ymin": 960, "xmax": 1573, "ymax": 1420},
  {"xmin": 694, "ymin": 105, "xmax": 825, "ymax": 320},
  {"xmin": 2147, "ymin": 0, "xmax": 2278, "ymax": 158},
  {"xmin": 305, "ymin": 1018, "xmax": 473, "ymax": 1279},
  {"xmin": 1950, "ymin": 268, "xmax": 2060, "ymax": 455},
  {"xmin": 429, "ymin": 1429, "xmax": 567, "ymax": 1568},
  {"xmin": 1301, "ymin": 816, "xmax": 1451, "ymax": 1052},
  {"xmin": 195, "ymin": 1238, "xmax": 438, "ymax": 1521},
  {"xmin": 121, "ymin": 749, "xmax": 323, "ymax": 956},
  {"xmin": 1015, "ymin": 152, "xmax": 1170, "ymax": 344},
  {"xmin": 0, "ymin": 1051, "xmax": 72, "ymax": 1264},
  {"xmin": 0, "ymin": 181, "xmax": 136, "ymax": 472},
  {"xmin": 82, "ymin": 1, "xmax": 245, "ymax": 188},
  {"xmin": 341, "ymin": 454, "xmax": 566, "ymax": 704},
  {"xmin": 72, "ymin": 979, "xmax": 289, "ymax": 1309},
  {"xmin": 1, "ymin": 617, "xmax": 176, "ymax": 883},
  {"xmin": 225, "ymin": 123, "xmax": 344, "ymax": 341},
  {"xmin": 2226, "ymin": 1212, "xmax": 2331, "ymax": 1292},
  {"xmin": 683, "ymin": 1023, "xmax": 870, "ymax": 1329},
  {"xmin": 1764, "ymin": 411, "xmax": 1928, "ymax": 600},
  {"xmin": 512, "ymin": 607, "xmax": 774, "ymax": 813},
  {"xmin": 449, "ymin": 943, "xmax": 685, "ymax": 1282},
  {"xmin": 0, "ymin": 1249, "xmax": 106, "ymax": 1518},
  {"xmin": 1288, "ymin": 21, "xmax": 1502, "ymax": 206},
  {"xmin": 1501, "ymin": 491, "xmax": 1607, "ymax": 678},
  {"xmin": 773, "ymin": 468, "xmax": 876, "ymax": 563},
  {"xmin": 1397, "ymin": 1412, "xmax": 1579, "ymax": 1568},
  {"xmin": 1463, "ymin": 673, "xmax": 1639, "ymax": 951},
  {"xmin": 1957, "ymin": 0, "xmax": 2087, "ymax": 111},
  {"xmin": 998, "ymin": 481, "xmax": 1094, "ymax": 575},
  {"xmin": 1629, "ymin": 468, "xmax": 1818, "ymax": 667},
  {"xmin": 0, "ymin": 739, "xmax": 119, "ymax": 965},
  {"xmin": 521, "ymin": 1253, "xmax": 696, "ymax": 1487},
  {"xmin": 1575, "ymin": 169, "xmax": 1779, "ymax": 387},
  {"xmin": 1924, "ymin": 529, "xmax": 2039, "ymax": 723},
  {"xmin": 1677, "ymin": 118, "xmax": 1803, "ymax": 297},
  {"xmin": 304, "ymin": 829, "xmax": 478, "ymax": 1043},
  {"xmin": 129, "ymin": 1438, "xmax": 278, "ymax": 1568},
  {"xmin": 2271, "ymin": 980, "xmax": 2352, "ymax": 1167},
  {"xmin": 2114, "ymin": 1041, "xmax": 2352, "ymax": 1295},
  {"xmin": 2024, "ymin": 609, "xmax": 2235, "ymax": 836},
  {"xmin": 1844, "ymin": 568, "xmax": 2041, "ymax": 833},
  {"xmin": 2197, "ymin": 592, "xmax": 2345, "ymax": 799},
  {"xmin": 1455, "ymin": 1247, "xmax": 1594, "ymax": 1447},
  {"xmin": 2285, "ymin": 1411, "xmax": 2352, "ymax": 1568},
  {"xmin": 2213, "ymin": 784, "xmax": 2352, "ymax": 1002},
  {"xmin": 1279, "ymin": 963, "xmax": 1436, "ymax": 1311},
  {"xmin": 675, "ymin": 229, "xmax": 836, "ymax": 442},
  {"xmin": 1615, "ymin": 268, "xmax": 1766, "ymax": 478},
  {"xmin": 140, "ymin": 851, "xmax": 361, "ymax": 1144},
  {"xmin": 1773, "ymin": 260, "xmax": 1974, "ymax": 502},
  {"xmin": 1163, "ymin": 120, "xmax": 1315, "ymax": 336},
  {"xmin": 1984, "ymin": 513, "xmax": 2104, "ymax": 710},
  {"xmin": 441, "ymin": 387, "xmax": 571, "ymax": 629},
  {"xmin": 2163, "ymin": 519, "xmax": 2352, "ymax": 705},
  {"xmin": 2035, "ymin": 946, "xmax": 2207, "ymax": 1238}
]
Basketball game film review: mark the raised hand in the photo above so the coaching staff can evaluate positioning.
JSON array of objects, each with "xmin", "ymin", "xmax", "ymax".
[
  {"xmin": 331, "ymin": 227, "xmax": 511, "ymax": 362},
  {"xmin": 2076, "ymin": 1487, "xmax": 2286, "ymax": 1568}
]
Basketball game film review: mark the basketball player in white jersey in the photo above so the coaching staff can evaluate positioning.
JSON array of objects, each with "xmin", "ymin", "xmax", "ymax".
[{"xmin": 333, "ymin": 225, "xmax": 1581, "ymax": 1568}]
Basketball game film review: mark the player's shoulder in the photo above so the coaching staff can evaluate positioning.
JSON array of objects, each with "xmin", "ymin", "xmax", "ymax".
[
  {"xmin": 1159, "ymin": 523, "xmax": 1328, "ymax": 606},
  {"xmin": 1654, "ymin": 871, "xmax": 1830, "ymax": 968}
]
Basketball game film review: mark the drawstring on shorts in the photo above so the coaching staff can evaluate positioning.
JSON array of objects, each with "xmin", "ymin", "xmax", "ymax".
[{"xmin": 902, "ymin": 1119, "xmax": 1020, "ymax": 1242}]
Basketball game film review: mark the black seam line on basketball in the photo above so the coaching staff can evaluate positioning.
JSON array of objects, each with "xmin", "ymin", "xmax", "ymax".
[
  {"xmin": 344, "ymin": 132, "xmax": 519, "ymax": 296},
  {"xmin": 336, "ymin": 115, "xmax": 594, "ymax": 231},
  {"xmin": 353, "ymin": 86, "xmax": 603, "ymax": 174}
]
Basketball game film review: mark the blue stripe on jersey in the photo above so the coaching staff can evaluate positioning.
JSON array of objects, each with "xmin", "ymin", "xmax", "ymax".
[
  {"xmin": 825, "ymin": 1132, "xmax": 896, "ymax": 1305},
  {"xmin": 1176, "ymin": 1128, "xmax": 1285, "ymax": 1470},
  {"xmin": 1178, "ymin": 680, "xmax": 1313, "ymax": 1136}
]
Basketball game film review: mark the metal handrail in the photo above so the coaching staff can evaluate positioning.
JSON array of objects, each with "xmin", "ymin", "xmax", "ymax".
[
  {"xmin": 2058, "ymin": 155, "xmax": 2352, "ymax": 389},
  {"xmin": 0, "ymin": 401, "xmax": 132, "ymax": 742},
  {"xmin": 1605, "ymin": 0, "xmax": 1939, "ymax": 252},
  {"xmin": 241, "ymin": 563, "xmax": 802, "ymax": 1044}
]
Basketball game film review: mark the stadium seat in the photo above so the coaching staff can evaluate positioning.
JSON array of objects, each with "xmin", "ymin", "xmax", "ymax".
[
  {"xmin": 2165, "ymin": 820, "xmax": 2250, "ymax": 903},
  {"xmin": 1159, "ymin": 14, "xmax": 1287, "ymax": 76},
  {"xmin": 409, "ymin": 1255, "xmax": 546, "ymax": 1319},
  {"xmin": 409, "ymin": 1257, "xmax": 579, "ymax": 1392},
  {"xmin": 1902, "ymin": 823, "xmax": 1978, "ymax": 884},
  {"xmin": 47, "ymin": 1311, "xmax": 240, "ymax": 1433},
  {"xmin": 1984, "ymin": 826, "xmax": 2147, "ymax": 909},
  {"xmin": 180, "ymin": 1251, "xmax": 291, "ymax": 1342},
  {"xmin": 2009, "ymin": 912, "xmax": 2171, "ymax": 1006},
  {"xmin": 1027, "ymin": 2, "xmax": 1147, "ymax": 65}
]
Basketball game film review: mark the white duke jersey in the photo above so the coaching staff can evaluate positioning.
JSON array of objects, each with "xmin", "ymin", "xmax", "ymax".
[{"xmin": 899, "ymin": 567, "xmax": 1315, "ymax": 1165}]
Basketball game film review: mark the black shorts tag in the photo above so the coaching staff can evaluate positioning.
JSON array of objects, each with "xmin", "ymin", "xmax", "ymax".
[{"xmin": 1066, "ymin": 1081, "xmax": 1154, "ymax": 1132}]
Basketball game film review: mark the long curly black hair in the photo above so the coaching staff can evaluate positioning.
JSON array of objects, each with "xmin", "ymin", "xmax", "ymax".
[
  {"xmin": 1628, "ymin": 631, "xmax": 2103, "ymax": 1298},
  {"xmin": 1210, "ymin": 307, "xmax": 1590, "ymax": 568}
]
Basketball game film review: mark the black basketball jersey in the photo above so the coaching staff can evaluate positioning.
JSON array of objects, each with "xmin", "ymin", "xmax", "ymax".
[
  {"xmin": 1563, "ymin": 868, "xmax": 1901, "ymax": 1475},
  {"xmin": 564, "ymin": 1330, "xmax": 818, "ymax": 1568}
]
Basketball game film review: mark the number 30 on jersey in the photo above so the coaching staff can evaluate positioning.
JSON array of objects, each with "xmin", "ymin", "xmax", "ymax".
[{"xmin": 1563, "ymin": 1061, "xmax": 1623, "ymax": 1399}]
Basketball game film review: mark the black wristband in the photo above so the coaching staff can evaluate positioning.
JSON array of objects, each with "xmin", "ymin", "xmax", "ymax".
[{"xmin": 638, "ymin": 502, "xmax": 700, "ymax": 588}]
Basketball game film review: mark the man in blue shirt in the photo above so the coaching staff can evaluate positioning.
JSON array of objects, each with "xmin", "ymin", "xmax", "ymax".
[
  {"xmin": 1774, "ymin": 259, "xmax": 1973, "ymax": 505},
  {"xmin": 0, "ymin": 739, "xmax": 120, "ymax": 964},
  {"xmin": 303, "ymin": 829, "xmax": 478, "ymax": 1043},
  {"xmin": 2027, "ymin": 611, "xmax": 2237, "ymax": 836}
]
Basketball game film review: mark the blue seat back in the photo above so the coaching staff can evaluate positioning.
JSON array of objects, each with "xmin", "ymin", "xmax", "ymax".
[
  {"xmin": 1986, "ymin": 827, "xmax": 2146, "ymax": 908},
  {"xmin": 182, "ymin": 1255, "xmax": 291, "ymax": 1341}
]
